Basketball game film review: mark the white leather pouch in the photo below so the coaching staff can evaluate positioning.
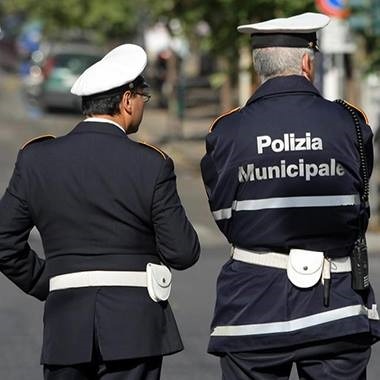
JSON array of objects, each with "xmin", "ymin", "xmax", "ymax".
[
  {"xmin": 287, "ymin": 249, "xmax": 324, "ymax": 288},
  {"xmin": 146, "ymin": 263, "xmax": 172, "ymax": 302}
]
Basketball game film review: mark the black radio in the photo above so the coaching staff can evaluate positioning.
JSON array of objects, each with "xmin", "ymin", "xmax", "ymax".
[{"xmin": 351, "ymin": 236, "xmax": 369, "ymax": 291}]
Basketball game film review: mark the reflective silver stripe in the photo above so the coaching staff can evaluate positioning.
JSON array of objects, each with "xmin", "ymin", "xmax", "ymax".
[
  {"xmin": 212, "ymin": 208, "xmax": 232, "ymax": 220},
  {"xmin": 211, "ymin": 304, "xmax": 378, "ymax": 336},
  {"xmin": 212, "ymin": 194, "xmax": 360, "ymax": 221}
]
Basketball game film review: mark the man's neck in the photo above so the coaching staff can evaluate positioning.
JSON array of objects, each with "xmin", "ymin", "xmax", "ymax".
[{"xmin": 85, "ymin": 115, "xmax": 126, "ymax": 133}]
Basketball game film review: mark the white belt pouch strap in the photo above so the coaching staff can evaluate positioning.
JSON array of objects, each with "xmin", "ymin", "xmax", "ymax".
[
  {"xmin": 287, "ymin": 249, "xmax": 324, "ymax": 288},
  {"xmin": 146, "ymin": 263, "xmax": 172, "ymax": 302},
  {"xmin": 49, "ymin": 264, "xmax": 172, "ymax": 303},
  {"xmin": 49, "ymin": 270, "xmax": 147, "ymax": 291},
  {"xmin": 232, "ymin": 247, "xmax": 351, "ymax": 288}
]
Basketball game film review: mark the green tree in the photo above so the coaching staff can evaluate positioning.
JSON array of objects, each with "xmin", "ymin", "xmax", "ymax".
[
  {"xmin": 3, "ymin": 0, "xmax": 316, "ymax": 60},
  {"xmin": 162, "ymin": 0, "xmax": 314, "ymax": 59},
  {"xmin": 348, "ymin": 0, "xmax": 380, "ymax": 72},
  {"xmin": 149, "ymin": 0, "xmax": 315, "ymax": 108},
  {"xmin": 2, "ymin": 0, "xmax": 142, "ymax": 42},
  {"xmin": 2, "ymin": 0, "xmax": 315, "ymax": 65},
  {"xmin": 3, "ymin": 0, "xmax": 316, "ymax": 109}
]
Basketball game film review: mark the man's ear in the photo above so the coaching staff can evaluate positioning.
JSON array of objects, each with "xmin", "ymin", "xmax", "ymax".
[
  {"xmin": 301, "ymin": 54, "xmax": 314, "ymax": 82},
  {"xmin": 121, "ymin": 91, "xmax": 133, "ymax": 114}
]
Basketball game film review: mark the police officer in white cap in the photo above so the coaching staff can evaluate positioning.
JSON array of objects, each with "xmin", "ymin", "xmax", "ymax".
[
  {"xmin": 0, "ymin": 44, "xmax": 200, "ymax": 379},
  {"xmin": 201, "ymin": 13, "xmax": 380, "ymax": 379}
]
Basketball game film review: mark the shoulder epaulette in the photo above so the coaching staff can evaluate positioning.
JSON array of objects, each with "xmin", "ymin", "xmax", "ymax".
[
  {"xmin": 21, "ymin": 134, "xmax": 56, "ymax": 150},
  {"xmin": 138, "ymin": 141, "xmax": 167, "ymax": 159},
  {"xmin": 209, "ymin": 107, "xmax": 240, "ymax": 133},
  {"xmin": 341, "ymin": 100, "xmax": 369, "ymax": 124}
]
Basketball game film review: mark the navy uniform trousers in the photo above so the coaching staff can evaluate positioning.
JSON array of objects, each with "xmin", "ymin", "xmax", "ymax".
[
  {"xmin": 220, "ymin": 334, "xmax": 372, "ymax": 380},
  {"xmin": 44, "ymin": 358, "xmax": 162, "ymax": 380}
]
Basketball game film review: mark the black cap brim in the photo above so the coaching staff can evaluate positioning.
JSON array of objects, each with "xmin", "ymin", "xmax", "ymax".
[{"xmin": 251, "ymin": 32, "xmax": 319, "ymax": 51}]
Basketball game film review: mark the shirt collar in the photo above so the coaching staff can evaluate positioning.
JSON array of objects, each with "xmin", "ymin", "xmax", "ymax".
[
  {"xmin": 246, "ymin": 75, "xmax": 322, "ymax": 105},
  {"xmin": 84, "ymin": 117, "xmax": 126, "ymax": 134}
]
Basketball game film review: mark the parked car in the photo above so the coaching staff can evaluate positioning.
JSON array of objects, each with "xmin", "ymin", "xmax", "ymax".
[{"xmin": 38, "ymin": 44, "xmax": 105, "ymax": 111}]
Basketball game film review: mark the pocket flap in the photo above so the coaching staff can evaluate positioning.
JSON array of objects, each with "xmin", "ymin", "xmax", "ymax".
[
  {"xmin": 149, "ymin": 264, "xmax": 172, "ymax": 288},
  {"xmin": 287, "ymin": 249, "xmax": 324, "ymax": 288}
]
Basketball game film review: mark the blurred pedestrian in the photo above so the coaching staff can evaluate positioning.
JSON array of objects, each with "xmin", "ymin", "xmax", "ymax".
[
  {"xmin": 153, "ymin": 49, "xmax": 170, "ymax": 108},
  {"xmin": 0, "ymin": 43, "xmax": 200, "ymax": 380},
  {"xmin": 201, "ymin": 13, "xmax": 380, "ymax": 380}
]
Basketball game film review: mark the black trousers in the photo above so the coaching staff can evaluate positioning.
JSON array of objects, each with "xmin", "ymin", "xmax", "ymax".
[
  {"xmin": 44, "ymin": 356, "xmax": 162, "ymax": 380},
  {"xmin": 220, "ymin": 334, "xmax": 372, "ymax": 380}
]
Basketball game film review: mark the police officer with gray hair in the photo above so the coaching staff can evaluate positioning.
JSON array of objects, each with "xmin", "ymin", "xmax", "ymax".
[
  {"xmin": 201, "ymin": 13, "xmax": 380, "ymax": 379},
  {"xmin": 0, "ymin": 44, "xmax": 200, "ymax": 379}
]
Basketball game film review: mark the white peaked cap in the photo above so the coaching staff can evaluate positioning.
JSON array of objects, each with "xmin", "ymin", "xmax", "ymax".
[
  {"xmin": 237, "ymin": 13, "xmax": 330, "ymax": 51},
  {"xmin": 237, "ymin": 12, "xmax": 330, "ymax": 34},
  {"xmin": 71, "ymin": 44, "xmax": 148, "ymax": 96}
]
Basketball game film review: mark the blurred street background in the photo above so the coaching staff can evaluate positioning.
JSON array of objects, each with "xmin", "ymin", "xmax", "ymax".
[{"xmin": 1, "ymin": 0, "xmax": 380, "ymax": 379}]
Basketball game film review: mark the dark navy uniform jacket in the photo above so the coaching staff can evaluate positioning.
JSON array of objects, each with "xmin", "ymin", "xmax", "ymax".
[
  {"xmin": 201, "ymin": 75, "xmax": 380, "ymax": 354},
  {"xmin": 0, "ymin": 120, "xmax": 200, "ymax": 365}
]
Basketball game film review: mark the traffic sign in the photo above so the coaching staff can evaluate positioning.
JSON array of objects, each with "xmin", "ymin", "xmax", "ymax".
[{"xmin": 316, "ymin": 0, "xmax": 350, "ymax": 19}]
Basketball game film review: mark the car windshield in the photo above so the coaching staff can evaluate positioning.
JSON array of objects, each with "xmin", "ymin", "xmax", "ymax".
[{"xmin": 53, "ymin": 53, "xmax": 101, "ymax": 75}]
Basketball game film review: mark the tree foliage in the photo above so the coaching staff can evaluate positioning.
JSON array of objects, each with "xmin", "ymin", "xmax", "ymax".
[
  {"xmin": 3, "ymin": 0, "xmax": 315, "ymax": 48},
  {"xmin": 1, "ymin": 0, "xmax": 142, "ymax": 41},
  {"xmin": 151, "ymin": 0, "xmax": 315, "ymax": 65}
]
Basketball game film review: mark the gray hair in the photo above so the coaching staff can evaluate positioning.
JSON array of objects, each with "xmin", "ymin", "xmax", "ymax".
[{"xmin": 252, "ymin": 47, "xmax": 315, "ymax": 83}]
